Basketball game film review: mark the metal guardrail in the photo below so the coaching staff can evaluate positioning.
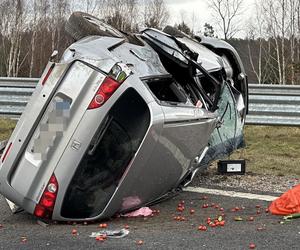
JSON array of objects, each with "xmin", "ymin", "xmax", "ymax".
[
  {"xmin": 0, "ymin": 77, "xmax": 300, "ymax": 126},
  {"xmin": 0, "ymin": 77, "xmax": 38, "ymax": 118},
  {"xmin": 246, "ymin": 84, "xmax": 300, "ymax": 126}
]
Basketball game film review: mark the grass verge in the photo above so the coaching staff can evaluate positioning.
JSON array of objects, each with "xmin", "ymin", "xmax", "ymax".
[
  {"xmin": 231, "ymin": 125, "xmax": 300, "ymax": 177},
  {"xmin": 0, "ymin": 119, "xmax": 17, "ymax": 141}
]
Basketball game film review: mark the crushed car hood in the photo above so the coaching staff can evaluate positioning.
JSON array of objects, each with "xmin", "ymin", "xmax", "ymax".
[{"xmin": 142, "ymin": 29, "xmax": 223, "ymax": 73}]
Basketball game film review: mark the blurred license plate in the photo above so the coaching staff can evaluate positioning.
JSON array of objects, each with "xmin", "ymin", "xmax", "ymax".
[{"xmin": 30, "ymin": 95, "xmax": 71, "ymax": 161}]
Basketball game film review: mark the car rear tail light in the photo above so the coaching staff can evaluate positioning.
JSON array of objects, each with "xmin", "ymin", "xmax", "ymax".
[
  {"xmin": 34, "ymin": 174, "xmax": 58, "ymax": 219},
  {"xmin": 41, "ymin": 63, "xmax": 55, "ymax": 86},
  {"xmin": 88, "ymin": 77, "xmax": 121, "ymax": 109},
  {"xmin": 1, "ymin": 142, "xmax": 12, "ymax": 163}
]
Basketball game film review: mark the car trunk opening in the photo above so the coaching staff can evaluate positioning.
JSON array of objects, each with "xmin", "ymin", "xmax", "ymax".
[{"xmin": 61, "ymin": 88, "xmax": 150, "ymax": 219}]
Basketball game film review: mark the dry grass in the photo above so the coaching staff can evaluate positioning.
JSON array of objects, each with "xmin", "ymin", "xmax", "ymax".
[
  {"xmin": 0, "ymin": 119, "xmax": 299, "ymax": 177},
  {"xmin": 0, "ymin": 119, "xmax": 17, "ymax": 141},
  {"xmin": 231, "ymin": 125, "xmax": 300, "ymax": 177}
]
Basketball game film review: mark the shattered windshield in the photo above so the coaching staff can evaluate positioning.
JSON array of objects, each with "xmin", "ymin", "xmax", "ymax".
[{"xmin": 201, "ymin": 83, "xmax": 245, "ymax": 166}]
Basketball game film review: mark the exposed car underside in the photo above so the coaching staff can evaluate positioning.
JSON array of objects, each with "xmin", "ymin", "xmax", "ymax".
[{"xmin": 0, "ymin": 12, "xmax": 248, "ymax": 221}]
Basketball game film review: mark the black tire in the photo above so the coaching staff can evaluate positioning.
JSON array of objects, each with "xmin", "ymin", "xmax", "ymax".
[{"xmin": 65, "ymin": 12, "xmax": 124, "ymax": 41}]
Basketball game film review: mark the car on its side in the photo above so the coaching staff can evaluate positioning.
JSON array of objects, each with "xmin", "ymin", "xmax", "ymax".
[{"xmin": 0, "ymin": 12, "xmax": 248, "ymax": 221}]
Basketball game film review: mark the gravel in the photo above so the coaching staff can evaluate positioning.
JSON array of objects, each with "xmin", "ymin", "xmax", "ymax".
[{"xmin": 191, "ymin": 164, "xmax": 300, "ymax": 194}]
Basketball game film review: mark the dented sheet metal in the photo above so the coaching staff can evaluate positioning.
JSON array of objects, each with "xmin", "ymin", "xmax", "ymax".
[{"xmin": 0, "ymin": 12, "xmax": 248, "ymax": 221}]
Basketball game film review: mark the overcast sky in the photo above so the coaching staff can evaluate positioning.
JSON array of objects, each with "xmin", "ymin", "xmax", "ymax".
[{"xmin": 164, "ymin": 0, "xmax": 257, "ymax": 37}]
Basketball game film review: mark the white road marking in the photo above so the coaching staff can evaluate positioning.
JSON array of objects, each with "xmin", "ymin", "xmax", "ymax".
[{"xmin": 184, "ymin": 187, "xmax": 278, "ymax": 201}]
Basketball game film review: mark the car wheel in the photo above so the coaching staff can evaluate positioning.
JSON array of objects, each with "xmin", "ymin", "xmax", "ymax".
[{"xmin": 65, "ymin": 12, "xmax": 125, "ymax": 40}]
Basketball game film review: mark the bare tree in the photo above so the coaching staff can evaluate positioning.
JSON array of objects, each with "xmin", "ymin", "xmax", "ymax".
[
  {"xmin": 262, "ymin": 0, "xmax": 291, "ymax": 84},
  {"xmin": 143, "ymin": 0, "xmax": 169, "ymax": 29},
  {"xmin": 0, "ymin": 0, "xmax": 27, "ymax": 77},
  {"xmin": 86, "ymin": 0, "xmax": 99, "ymax": 13},
  {"xmin": 29, "ymin": 0, "xmax": 38, "ymax": 77},
  {"xmin": 50, "ymin": 0, "xmax": 70, "ymax": 51},
  {"xmin": 246, "ymin": 0, "xmax": 300, "ymax": 84},
  {"xmin": 190, "ymin": 11, "xmax": 198, "ymax": 35},
  {"xmin": 96, "ymin": 0, "xmax": 139, "ymax": 32},
  {"xmin": 207, "ymin": 0, "xmax": 244, "ymax": 40},
  {"xmin": 289, "ymin": 0, "xmax": 295, "ymax": 84},
  {"xmin": 246, "ymin": 1, "xmax": 266, "ymax": 84}
]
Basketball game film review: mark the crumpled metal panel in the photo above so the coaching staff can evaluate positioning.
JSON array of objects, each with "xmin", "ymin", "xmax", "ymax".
[{"xmin": 200, "ymin": 83, "xmax": 245, "ymax": 167}]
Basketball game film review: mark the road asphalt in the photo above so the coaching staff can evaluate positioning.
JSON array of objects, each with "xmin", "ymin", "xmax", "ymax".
[{"xmin": 0, "ymin": 187, "xmax": 299, "ymax": 249}]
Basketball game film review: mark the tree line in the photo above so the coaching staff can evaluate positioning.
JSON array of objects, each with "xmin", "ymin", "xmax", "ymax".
[
  {"xmin": 207, "ymin": 0, "xmax": 300, "ymax": 85},
  {"xmin": 1, "ymin": 0, "xmax": 300, "ymax": 85},
  {"xmin": 0, "ymin": 0, "xmax": 169, "ymax": 78}
]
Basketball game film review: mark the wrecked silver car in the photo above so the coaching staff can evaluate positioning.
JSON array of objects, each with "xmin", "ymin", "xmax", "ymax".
[{"xmin": 0, "ymin": 12, "xmax": 248, "ymax": 221}]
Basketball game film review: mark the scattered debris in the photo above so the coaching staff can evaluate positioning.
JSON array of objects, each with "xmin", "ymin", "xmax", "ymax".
[
  {"xmin": 173, "ymin": 216, "xmax": 186, "ymax": 221},
  {"xmin": 71, "ymin": 229, "xmax": 78, "ymax": 235},
  {"xmin": 90, "ymin": 229, "xmax": 129, "ymax": 239},
  {"xmin": 219, "ymin": 220, "xmax": 225, "ymax": 226},
  {"xmin": 5, "ymin": 198, "xmax": 23, "ymax": 214},
  {"xmin": 123, "ymin": 207, "xmax": 153, "ymax": 217},
  {"xmin": 198, "ymin": 225, "xmax": 207, "ymax": 231},
  {"xmin": 136, "ymin": 240, "xmax": 144, "ymax": 245},
  {"xmin": 202, "ymin": 204, "xmax": 209, "ymax": 208},
  {"xmin": 234, "ymin": 216, "xmax": 243, "ymax": 221},
  {"xmin": 203, "ymin": 215, "xmax": 226, "ymax": 227},
  {"xmin": 152, "ymin": 209, "xmax": 160, "ymax": 214},
  {"xmin": 283, "ymin": 213, "xmax": 300, "ymax": 221},
  {"xmin": 231, "ymin": 206, "xmax": 240, "ymax": 212},
  {"xmin": 95, "ymin": 236, "xmax": 106, "ymax": 242},
  {"xmin": 20, "ymin": 236, "xmax": 27, "ymax": 243},
  {"xmin": 249, "ymin": 243, "xmax": 256, "ymax": 249},
  {"xmin": 99, "ymin": 223, "xmax": 108, "ymax": 228},
  {"xmin": 177, "ymin": 206, "xmax": 185, "ymax": 212},
  {"xmin": 37, "ymin": 220, "xmax": 49, "ymax": 227},
  {"xmin": 248, "ymin": 216, "xmax": 254, "ymax": 221},
  {"xmin": 256, "ymin": 226, "xmax": 266, "ymax": 231}
]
